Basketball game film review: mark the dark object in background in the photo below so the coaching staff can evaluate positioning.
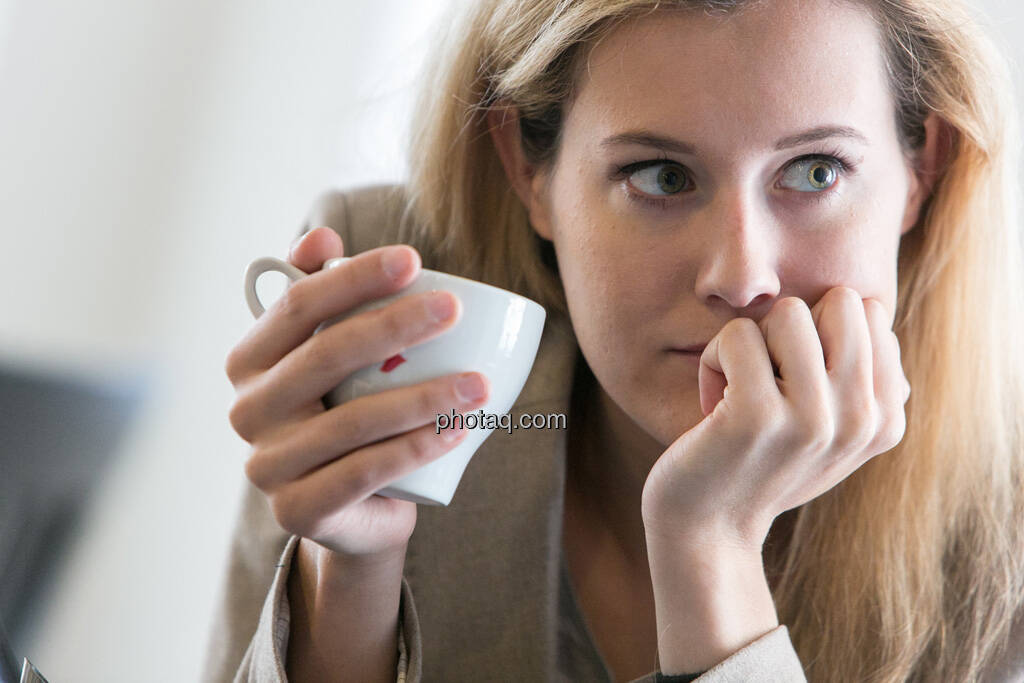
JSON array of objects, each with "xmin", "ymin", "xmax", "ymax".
[
  {"xmin": 0, "ymin": 614, "xmax": 16, "ymax": 683},
  {"xmin": 0, "ymin": 358, "xmax": 148, "ymax": 678}
]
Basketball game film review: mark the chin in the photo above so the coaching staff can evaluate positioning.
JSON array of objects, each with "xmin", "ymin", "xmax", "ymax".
[{"xmin": 628, "ymin": 390, "xmax": 705, "ymax": 448}]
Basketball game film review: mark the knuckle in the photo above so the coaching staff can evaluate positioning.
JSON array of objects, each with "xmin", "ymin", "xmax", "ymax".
[
  {"xmin": 417, "ymin": 385, "xmax": 442, "ymax": 418},
  {"xmin": 269, "ymin": 488, "xmax": 308, "ymax": 536},
  {"xmin": 340, "ymin": 460, "xmax": 376, "ymax": 501},
  {"xmin": 406, "ymin": 431, "xmax": 434, "ymax": 463},
  {"xmin": 792, "ymin": 410, "xmax": 835, "ymax": 452},
  {"xmin": 244, "ymin": 446, "xmax": 274, "ymax": 489},
  {"xmin": 278, "ymin": 281, "xmax": 311, "ymax": 322},
  {"xmin": 228, "ymin": 394, "xmax": 257, "ymax": 442},
  {"xmin": 875, "ymin": 409, "xmax": 907, "ymax": 453},
  {"xmin": 333, "ymin": 403, "xmax": 373, "ymax": 448},
  {"xmin": 837, "ymin": 398, "xmax": 878, "ymax": 452},
  {"xmin": 848, "ymin": 388, "xmax": 877, "ymax": 419},
  {"xmin": 374, "ymin": 305, "xmax": 408, "ymax": 344},
  {"xmin": 836, "ymin": 417, "xmax": 874, "ymax": 453},
  {"xmin": 301, "ymin": 331, "xmax": 335, "ymax": 373},
  {"xmin": 224, "ymin": 346, "xmax": 246, "ymax": 384},
  {"xmin": 743, "ymin": 396, "xmax": 785, "ymax": 437},
  {"xmin": 411, "ymin": 428, "xmax": 448, "ymax": 465}
]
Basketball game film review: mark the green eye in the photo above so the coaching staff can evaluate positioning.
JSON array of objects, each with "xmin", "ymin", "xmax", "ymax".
[
  {"xmin": 780, "ymin": 158, "xmax": 840, "ymax": 192},
  {"xmin": 629, "ymin": 163, "xmax": 690, "ymax": 195},
  {"xmin": 656, "ymin": 166, "xmax": 686, "ymax": 193},
  {"xmin": 807, "ymin": 161, "xmax": 836, "ymax": 188}
]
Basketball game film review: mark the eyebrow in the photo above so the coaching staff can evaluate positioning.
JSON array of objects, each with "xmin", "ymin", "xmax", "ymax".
[{"xmin": 599, "ymin": 125, "xmax": 869, "ymax": 155}]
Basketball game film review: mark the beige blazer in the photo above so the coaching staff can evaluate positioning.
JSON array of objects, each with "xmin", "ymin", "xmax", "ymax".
[{"xmin": 202, "ymin": 185, "xmax": 1024, "ymax": 683}]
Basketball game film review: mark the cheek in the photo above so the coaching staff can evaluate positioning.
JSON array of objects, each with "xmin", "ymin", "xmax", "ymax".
[
  {"xmin": 780, "ymin": 204, "xmax": 902, "ymax": 309},
  {"xmin": 550, "ymin": 184, "xmax": 666, "ymax": 332},
  {"xmin": 549, "ymin": 198, "xmax": 681, "ymax": 397},
  {"xmin": 555, "ymin": 232, "xmax": 705, "ymax": 445},
  {"xmin": 556, "ymin": 224, "xmax": 659, "ymax": 339}
]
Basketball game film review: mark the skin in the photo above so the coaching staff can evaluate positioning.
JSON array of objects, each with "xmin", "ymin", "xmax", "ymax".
[{"xmin": 488, "ymin": 0, "xmax": 947, "ymax": 675}]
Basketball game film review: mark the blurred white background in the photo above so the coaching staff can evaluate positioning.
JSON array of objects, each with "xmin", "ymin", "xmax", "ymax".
[
  {"xmin": 1, "ymin": 0, "xmax": 453, "ymax": 680},
  {"xmin": 0, "ymin": 0, "xmax": 1019, "ymax": 680}
]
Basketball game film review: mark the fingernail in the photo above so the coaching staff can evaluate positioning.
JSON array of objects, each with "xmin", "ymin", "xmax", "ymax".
[
  {"xmin": 455, "ymin": 373, "xmax": 486, "ymax": 402},
  {"xmin": 288, "ymin": 233, "xmax": 307, "ymax": 261},
  {"xmin": 382, "ymin": 248, "xmax": 411, "ymax": 279},
  {"xmin": 426, "ymin": 291, "xmax": 455, "ymax": 323}
]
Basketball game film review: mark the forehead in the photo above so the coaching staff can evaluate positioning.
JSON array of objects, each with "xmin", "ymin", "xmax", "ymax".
[{"xmin": 568, "ymin": 1, "xmax": 895, "ymax": 156}]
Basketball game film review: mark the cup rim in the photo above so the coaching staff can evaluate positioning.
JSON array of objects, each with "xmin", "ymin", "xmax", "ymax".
[{"xmin": 324, "ymin": 256, "xmax": 547, "ymax": 316}]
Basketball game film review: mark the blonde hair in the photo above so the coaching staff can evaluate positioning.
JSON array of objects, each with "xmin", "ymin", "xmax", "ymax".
[{"xmin": 399, "ymin": 0, "xmax": 1024, "ymax": 680}]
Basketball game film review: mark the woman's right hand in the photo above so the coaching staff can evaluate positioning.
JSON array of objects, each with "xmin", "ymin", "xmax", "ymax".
[{"xmin": 225, "ymin": 227, "xmax": 491, "ymax": 559}]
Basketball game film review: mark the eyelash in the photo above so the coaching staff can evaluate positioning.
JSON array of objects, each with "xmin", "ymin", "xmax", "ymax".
[{"xmin": 613, "ymin": 147, "xmax": 857, "ymax": 211}]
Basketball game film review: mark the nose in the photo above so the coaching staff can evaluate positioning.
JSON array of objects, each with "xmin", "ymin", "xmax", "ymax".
[{"xmin": 693, "ymin": 189, "xmax": 781, "ymax": 312}]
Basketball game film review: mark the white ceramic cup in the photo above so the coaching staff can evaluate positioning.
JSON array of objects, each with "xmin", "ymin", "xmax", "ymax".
[{"xmin": 243, "ymin": 255, "xmax": 546, "ymax": 506}]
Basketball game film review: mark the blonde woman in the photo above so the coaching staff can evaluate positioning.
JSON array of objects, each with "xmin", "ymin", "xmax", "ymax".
[{"xmin": 211, "ymin": 0, "xmax": 1024, "ymax": 681}]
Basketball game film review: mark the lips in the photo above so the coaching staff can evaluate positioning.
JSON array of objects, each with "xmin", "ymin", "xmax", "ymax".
[{"xmin": 673, "ymin": 343, "xmax": 708, "ymax": 354}]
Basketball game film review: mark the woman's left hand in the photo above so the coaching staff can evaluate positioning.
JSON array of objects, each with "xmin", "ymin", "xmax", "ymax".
[
  {"xmin": 640, "ymin": 286, "xmax": 912, "ymax": 551},
  {"xmin": 639, "ymin": 287, "xmax": 911, "ymax": 672}
]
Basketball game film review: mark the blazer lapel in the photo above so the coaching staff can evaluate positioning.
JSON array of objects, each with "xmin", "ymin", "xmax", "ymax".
[{"xmin": 404, "ymin": 310, "xmax": 580, "ymax": 680}]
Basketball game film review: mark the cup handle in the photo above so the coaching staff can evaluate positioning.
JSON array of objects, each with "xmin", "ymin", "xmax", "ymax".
[{"xmin": 244, "ymin": 257, "xmax": 309, "ymax": 318}]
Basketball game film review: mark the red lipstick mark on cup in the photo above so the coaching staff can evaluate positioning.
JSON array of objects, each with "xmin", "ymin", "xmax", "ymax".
[{"xmin": 380, "ymin": 354, "xmax": 407, "ymax": 373}]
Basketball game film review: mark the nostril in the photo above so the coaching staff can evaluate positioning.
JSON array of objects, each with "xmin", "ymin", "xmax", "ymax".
[
  {"xmin": 746, "ymin": 293, "xmax": 774, "ymax": 309},
  {"xmin": 709, "ymin": 291, "xmax": 774, "ymax": 311}
]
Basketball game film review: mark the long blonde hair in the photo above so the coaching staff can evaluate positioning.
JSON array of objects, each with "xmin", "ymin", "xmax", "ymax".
[{"xmin": 399, "ymin": 1, "xmax": 1024, "ymax": 680}]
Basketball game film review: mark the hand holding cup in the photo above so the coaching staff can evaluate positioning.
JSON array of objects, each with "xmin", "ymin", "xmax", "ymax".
[{"xmin": 226, "ymin": 229, "xmax": 491, "ymax": 557}]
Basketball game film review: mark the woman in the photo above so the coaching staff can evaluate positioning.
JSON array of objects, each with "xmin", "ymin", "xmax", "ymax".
[{"xmin": 213, "ymin": 0, "xmax": 1024, "ymax": 681}]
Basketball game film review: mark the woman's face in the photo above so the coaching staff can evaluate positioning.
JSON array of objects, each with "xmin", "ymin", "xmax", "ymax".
[{"xmin": 525, "ymin": 2, "xmax": 929, "ymax": 447}]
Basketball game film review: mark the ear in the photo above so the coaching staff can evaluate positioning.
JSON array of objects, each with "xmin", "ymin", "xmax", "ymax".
[
  {"xmin": 487, "ymin": 102, "xmax": 555, "ymax": 240},
  {"xmin": 901, "ymin": 113, "xmax": 954, "ymax": 235}
]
